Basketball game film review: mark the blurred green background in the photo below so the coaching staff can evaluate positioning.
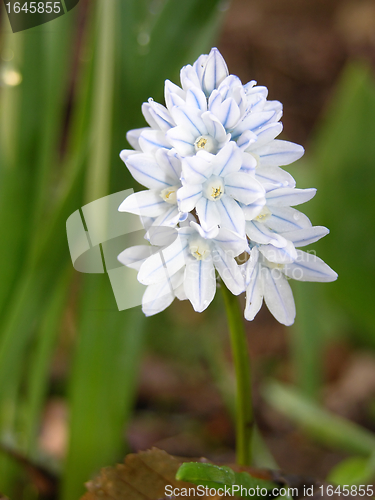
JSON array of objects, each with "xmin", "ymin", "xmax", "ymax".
[{"xmin": 0, "ymin": 0, "xmax": 374, "ymax": 498}]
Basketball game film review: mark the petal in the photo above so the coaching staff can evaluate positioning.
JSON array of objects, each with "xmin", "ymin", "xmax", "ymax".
[
  {"xmin": 224, "ymin": 172, "xmax": 265, "ymax": 205},
  {"xmin": 186, "ymin": 87, "xmax": 208, "ymax": 111},
  {"xmin": 212, "ymin": 141, "xmax": 242, "ymax": 177},
  {"xmin": 246, "ymin": 221, "xmax": 287, "ymax": 248},
  {"xmin": 118, "ymin": 245, "xmax": 154, "ymax": 271},
  {"xmin": 147, "ymin": 225, "xmax": 177, "ymax": 246},
  {"xmin": 196, "ymin": 197, "xmax": 221, "ymax": 231},
  {"xmin": 181, "ymin": 154, "xmax": 212, "ymax": 184},
  {"xmin": 201, "ymin": 47, "xmax": 229, "ymax": 95},
  {"xmin": 142, "ymin": 280, "xmax": 174, "ymax": 316},
  {"xmin": 259, "ymin": 240, "xmax": 297, "ymax": 264},
  {"xmin": 240, "ymin": 199, "xmax": 266, "ymax": 221},
  {"xmin": 283, "ymin": 250, "xmax": 338, "ymax": 282},
  {"xmin": 231, "ymin": 110, "xmax": 276, "ymax": 140},
  {"xmin": 138, "ymin": 236, "xmax": 189, "ymax": 285},
  {"xmin": 164, "ymin": 79, "xmax": 186, "ymax": 110},
  {"xmin": 263, "ymin": 267, "xmax": 296, "ymax": 326},
  {"xmin": 209, "ymin": 93, "xmax": 241, "ymax": 130},
  {"xmin": 212, "ymin": 247, "xmax": 244, "ymax": 295},
  {"xmin": 118, "ymin": 190, "xmax": 166, "ymax": 217},
  {"xmin": 180, "ymin": 64, "xmax": 201, "ymax": 91},
  {"xmin": 266, "ymin": 187, "xmax": 316, "ymax": 207},
  {"xmin": 170, "ymin": 105, "xmax": 207, "ymax": 137},
  {"xmin": 184, "ymin": 255, "xmax": 216, "ymax": 312},
  {"xmin": 266, "ymin": 206, "xmax": 312, "ymax": 232},
  {"xmin": 155, "ymin": 148, "xmax": 182, "ymax": 182},
  {"xmin": 214, "ymin": 227, "xmax": 248, "ymax": 256},
  {"xmin": 255, "ymin": 166, "xmax": 296, "ymax": 191},
  {"xmin": 252, "ymin": 122, "xmax": 283, "ymax": 148},
  {"xmin": 142, "ymin": 101, "xmax": 175, "ymax": 131},
  {"xmin": 237, "ymin": 130, "xmax": 258, "ymax": 151},
  {"xmin": 126, "ymin": 127, "xmax": 149, "ymax": 150},
  {"xmin": 240, "ymin": 152, "xmax": 257, "ymax": 174},
  {"xmin": 166, "ymin": 126, "xmax": 195, "ymax": 156},
  {"xmin": 177, "ymin": 184, "xmax": 203, "ymax": 212},
  {"xmin": 216, "ymin": 196, "xmax": 246, "ymax": 236},
  {"xmin": 138, "ymin": 129, "xmax": 172, "ymax": 154},
  {"xmin": 253, "ymin": 140, "xmax": 304, "ymax": 167},
  {"xmin": 201, "ymin": 111, "xmax": 229, "ymax": 144},
  {"xmin": 125, "ymin": 154, "xmax": 174, "ymax": 190},
  {"xmin": 281, "ymin": 226, "xmax": 329, "ymax": 247},
  {"xmin": 152, "ymin": 205, "xmax": 181, "ymax": 228},
  {"xmin": 244, "ymin": 258, "xmax": 263, "ymax": 320}
]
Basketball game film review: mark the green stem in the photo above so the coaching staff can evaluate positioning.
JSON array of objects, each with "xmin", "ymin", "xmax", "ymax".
[{"xmin": 221, "ymin": 283, "xmax": 254, "ymax": 465}]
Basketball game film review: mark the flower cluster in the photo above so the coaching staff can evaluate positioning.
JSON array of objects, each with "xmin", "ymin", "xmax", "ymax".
[{"xmin": 118, "ymin": 48, "xmax": 337, "ymax": 325}]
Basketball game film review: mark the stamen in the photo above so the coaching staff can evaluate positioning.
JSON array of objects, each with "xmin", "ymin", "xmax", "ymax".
[
  {"xmin": 194, "ymin": 135, "xmax": 217, "ymax": 153},
  {"xmin": 160, "ymin": 185, "xmax": 179, "ymax": 204}
]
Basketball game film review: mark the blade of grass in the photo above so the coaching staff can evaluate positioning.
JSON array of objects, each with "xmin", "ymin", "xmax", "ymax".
[{"xmin": 263, "ymin": 380, "xmax": 375, "ymax": 455}]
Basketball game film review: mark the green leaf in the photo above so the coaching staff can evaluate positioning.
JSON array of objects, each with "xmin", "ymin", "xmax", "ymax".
[
  {"xmin": 176, "ymin": 462, "xmax": 277, "ymax": 498},
  {"xmin": 263, "ymin": 381, "xmax": 375, "ymax": 455},
  {"xmin": 327, "ymin": 454, "xmax": 375, "ymax": 486}
]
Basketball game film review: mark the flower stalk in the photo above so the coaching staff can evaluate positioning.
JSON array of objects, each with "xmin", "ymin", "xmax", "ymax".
[{"xmin": 221, "ymin": 282, "xmax": 253, "ymax": 466}]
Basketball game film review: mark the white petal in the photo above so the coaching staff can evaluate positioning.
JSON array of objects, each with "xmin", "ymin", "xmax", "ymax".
[
  {"xmin": 212, "ymin": 247, "xmax": 244, "ymax": 295},
  {"xmin": 256, "ymin": 166, "xmax": 296, "ymax": 191},
  {"xmin": 201, "ymin": 111, "xmax": 229, "ymax": 144},
  {"xmin": 119, "ymin": 149, "xmax": 139, "ymax": 162},
  {"xmin": 237, "ymin": 130, "xmax": 258, "ymax": 151},
  {"xmin": 174, "ymin": 282, "xmax": 187, "ymax": 301},
  {"xmin": 155, "ymin": 149, "xmax": 181, "ymax": 182},
  {"xmin": 138, "ymin": 236, "xmax": 188, "ymax": 285},
  {"xmin": 224, "ymin": 172, "xmax": 265, "ymax": 205},
  {"xmin": 118, "ymin": 245, "xmax": 154, "ymax": 271},
  {"xmin": 186, "ymin": 87, "xmax": 208, "ymax": 111},
  {"xmin": 259, "ymin": 240, "xmax": 297, "ymax": 264},
  {"xmin": 201, "ymin": 47, "xmax": 228, "ymax": 95},
  {"xmin": 180, "ymin": 64, "xmax": 201, "ymax": 91},
  {"xmin": 266, "ymin": 187, "xmax": 316, "ymax": 207},
  {"xmin": 196, "ymin": 197, "xmax": 220, "ymax": 231},
  {"xmin": 118, "ymin": 190, "xmax": 166, "ymax": 217},
  {"xmin": 263, "ymin": 267, "xmax": 296, "ymax": 326},
  {"xmin": 252, "ymin": 122, "xmax": 283, "ymax": 148},
  {"xmin": 240, "ymin": 152, "xmax": 258, "ymax": 174},
  {"xmin": 181, "ymin": 154, "xmax": 212, "ymax": 184},
  {"xmin": 267, "ymin": 206, "xmax": 312, "ymax": 232},
  {"xmin": 212, "ymin": 141, "xmax": 242, "ymax": 177},
  {"xmin": 241, "ymin": 199, "xmax": 266, "ymax": 220},
  {"xmin": 214, "ymin": 227, "xmax": 249, "ymax": 256},
  {"xmin": 231, "ymin": 110, "xmax": 276, "ymax": 140},
  {"xmin": 246, "ymin": 221, "xmax": 287, "ymax": 248},
  {"xmin": 177, "ymin": 184, "xmax": 203, "ymax": 212},
  {"xmin": 263, "ymin": 100, "xmax": 283, "ymax": 121},
  {"xmin": 244, "ymin": 257, "xmax": 263, "ymax": 321},
  {"xmin": 191, "ymin": 221, "xmax": 220, "ymax": 240},
  {"xmin": 138, "ymin": 129, "xmax": 172, "ymax": 154},
  {"xmin": 283, "ymin": 250, "xmax": 338, "ymax": 282},
  {"xmin": 152, "ymin": 205, "xmax": 181, "ymax": 228},
  {"xmin": 281, "ymin": 226, "xmax": 329, "ymax": 247},
  {"xmin": 147, "ymin": 225, "xmax": 177, "ymax": 246},
  {"xmin": 125, "ymin": 154, "xmax": 174, "ymax": 190},
  {"xmin": 209, "ymin": 93, "xmax": 241, "ymax": 130},
  {"xmin": 216, "ymin": 196, "xmax": 246, "ymax": 236},
  {"xmin": 142, "ymin": 101, "xmax": 174, "ymax": 131},
  {"xmin": 142, "ymin": 280, "xmax": 174, "ymax": 316},
  {"xmin": 126, "ymin": 127, "xmax": 149, "ymax": 150},
  {"xmin": 164, "ymin": 79, "xmax": 186, "ymax": 110},
  {"xmin": 166, "ymin": 126, "xmax": 195, "ymax": 156},
  {"xmin": 253, "ymin": 140, "xmax": 304, "ymax": 167},
  {"xmin": 170, "ymin": 105, "xmax": 207, "ymax": 137},
  {"xmin": 184, "ymin": 256, "xmax": 216, "ymax": 312}
]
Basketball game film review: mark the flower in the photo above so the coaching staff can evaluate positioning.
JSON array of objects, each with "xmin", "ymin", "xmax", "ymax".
[{"xmin": 118, "ymin": 47, "xmax": 337, "ymax": 323}]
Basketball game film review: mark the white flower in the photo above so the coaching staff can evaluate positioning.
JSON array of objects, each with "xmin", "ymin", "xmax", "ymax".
[
  {"xmin": 177, "ymin": 141, "xmax": 265, "ymax": 236},
  {"xmin": 117, "ymin": 47, "xmax": 337, "ymax": 324}
]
